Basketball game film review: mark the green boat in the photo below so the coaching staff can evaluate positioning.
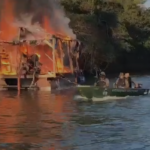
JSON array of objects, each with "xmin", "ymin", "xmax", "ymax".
[{"xmin": 77, "ymin": 85, "xmax": 150, "ymax": 99}]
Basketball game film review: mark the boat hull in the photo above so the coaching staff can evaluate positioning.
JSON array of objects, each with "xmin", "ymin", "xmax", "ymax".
[{"xmin": 77, "ymin": 85, "xmax": 149, "ymax": 98}]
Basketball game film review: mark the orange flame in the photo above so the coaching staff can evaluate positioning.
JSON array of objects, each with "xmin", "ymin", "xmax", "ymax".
[
  {"xmin": 0, "ymin": 0, "xmax": 18, "ymax": 41},
  {"xmin": 0, "ymin": 0, "xmax": 73, "ymax": 75}
]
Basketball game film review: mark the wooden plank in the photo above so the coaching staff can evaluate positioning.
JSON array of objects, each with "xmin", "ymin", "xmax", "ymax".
[
  {"xmin": 0, "ymin": 85, "xmax": 37, "ymax": 88},
  {"xmin": 58, "ymin": 39, "xmax": 64, "ymax": 72},
  {"xmin": 67, "ymin": 41, "xmax": 73, "ymax": 73},
  {"xmin": 0, "ymin": 86, "xmax": 39, "ymax": 90},
  {"xmin": 43, "ymin": 40, "xmax": 53, "ymax": 48},
  {"xmin": 0, "ymin": 73, "xmax": 56, "ymax": 79},
  {"xmin": 77, "ymin": 85, "xmax": 91, "ymax": 87}
]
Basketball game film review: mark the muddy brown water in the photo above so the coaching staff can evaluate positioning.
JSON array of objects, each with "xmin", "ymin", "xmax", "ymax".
[{"xmin": 0, "ymin": 76, "xmax": 150, "ymax": 150}]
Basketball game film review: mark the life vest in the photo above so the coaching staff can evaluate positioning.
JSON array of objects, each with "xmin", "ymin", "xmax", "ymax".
[{"xmin": 116, "ymin": 78, "xmax": 125, "ymax": 87}]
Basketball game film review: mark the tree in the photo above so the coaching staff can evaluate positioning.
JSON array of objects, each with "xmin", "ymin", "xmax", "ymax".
[{"xmin": 61, "ymin": 0, "xmax": 150, "ymax": 71}]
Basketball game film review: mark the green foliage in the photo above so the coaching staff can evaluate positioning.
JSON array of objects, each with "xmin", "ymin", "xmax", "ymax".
[{"xmin": 61, "ymin": 0, "xmax": 150, "ymax": 70}]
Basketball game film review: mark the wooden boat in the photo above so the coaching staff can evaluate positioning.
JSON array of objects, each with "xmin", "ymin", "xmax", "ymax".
[{"xmin": 77, "ymin": 85, "xmax": 150, "ymax": 99}]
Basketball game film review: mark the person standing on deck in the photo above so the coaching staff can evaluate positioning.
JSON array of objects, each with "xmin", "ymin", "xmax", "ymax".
[{"xmin": 95, "ymin": 72, "xmax": 109, "ymax": 88}]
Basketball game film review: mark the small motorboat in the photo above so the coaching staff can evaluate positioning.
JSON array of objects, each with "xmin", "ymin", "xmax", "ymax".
[{"xmin": 77, "ymin": 85, "xmax": 150, "ymax": 99}]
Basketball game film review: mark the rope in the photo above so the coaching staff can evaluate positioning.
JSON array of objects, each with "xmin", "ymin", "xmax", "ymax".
[
  {"xmin": 0, "ymin": 37, "xmax": 77, "ymax": 44},
  {"xmin": 29, "ymin": 71, "xmax": 36, "ymax": 88}
]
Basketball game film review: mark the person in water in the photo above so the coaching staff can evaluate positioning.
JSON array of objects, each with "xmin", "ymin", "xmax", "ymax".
[
  {"xmin": 95, "ymin": 72, "xmax": 109, "ymax": 88},
  {"xmin": 115, "ymin": 72, "xmax": 125, "ymax": 88},
  {"xmin": 124, "ymin": 73, "xmax": 137, "ymax": 88}
]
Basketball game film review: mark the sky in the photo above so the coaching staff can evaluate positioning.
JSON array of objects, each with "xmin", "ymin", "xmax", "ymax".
[{"xmin": 144, "ymin": 0, "xmax": 150, "ymax": 8}]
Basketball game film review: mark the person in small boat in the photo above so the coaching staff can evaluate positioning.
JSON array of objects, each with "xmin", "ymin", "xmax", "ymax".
[
  {"xmin": 124, "ymin": 73, "xmax": 137, "ymax": 88},
  {"xmin": 95, "ymin": 72, "xmax": 109, "ymax": 88},
  {"xmin": 115, "ymin": 72, "xmax": 125, "ymax": 88}
]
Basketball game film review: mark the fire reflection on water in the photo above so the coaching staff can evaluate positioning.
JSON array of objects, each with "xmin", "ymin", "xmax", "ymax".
[{"xmin": 0, "ymin": 90, "xmax": 77, "ymax": 149}]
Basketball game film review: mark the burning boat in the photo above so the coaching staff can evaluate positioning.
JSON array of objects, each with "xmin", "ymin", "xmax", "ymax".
[{"xmin": 0, "ymin": 0, "xmax": 80, "ymax": 91}]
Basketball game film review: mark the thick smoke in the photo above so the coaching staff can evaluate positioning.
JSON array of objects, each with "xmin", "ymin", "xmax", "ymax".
[{"xmin": 2, "ymin": 0, "xmax": 76, "ymax": 39}]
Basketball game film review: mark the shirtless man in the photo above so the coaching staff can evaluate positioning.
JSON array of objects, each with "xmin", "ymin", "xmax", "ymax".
[
  {"xmin": 124, "ymin": 73, "xmax": 137, "ymax": 88},
  {"xmin": 95, "ymin": 72, "xmax": 109, "ymax": 88},
  {"xmin": 115, "ymin": 72, "xmax": 125, "ymax": 88}
]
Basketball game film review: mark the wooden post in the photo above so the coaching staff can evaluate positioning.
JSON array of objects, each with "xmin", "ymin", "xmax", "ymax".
[
  {"xmin": 17, "ymin": 47, "xmax": 21, "ymax": 94},
  {"xmin": 75, "ymin": 53, "xmax": 79, "ymax": 71},
  {"xmin": 17, "ymin": 32, "xmax": 21, "ymax": 94},
  {"xmin": 52, "ymin": 38, "xmax": 56, "ymax": 74},
  {"xmin": 8, "ymin": 50, "xmax": 12, "ymax": 73},
  {"xmin": 17, "ymin": 28, "xmax": 21, "ymax": 95},
  {"xmin": 67, "ymin": 41, "xmax": 73, "ymax": 73},
  {"xmin": 58, "ymin": 39, "xmax": 64, "ymax": 72},
  {"xmin": 55, "ymin": 53, "xmax": 58, "ymax": 73},
  {"xmin": 0, "ymin": 56, "xmax": 1, "ymax": 73}
]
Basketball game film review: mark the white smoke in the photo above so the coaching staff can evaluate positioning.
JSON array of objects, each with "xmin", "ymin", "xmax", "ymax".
[
  {"xmin": 13, "ymin": 14, "xmax": 51, "ymax": 40},
  {"xmin": 47, "ymin": 0, "xmax": 76, "ymax": 38},
  {"xmin": 13, "ymin": 0, "xmax": 76, "ymax": 39}
]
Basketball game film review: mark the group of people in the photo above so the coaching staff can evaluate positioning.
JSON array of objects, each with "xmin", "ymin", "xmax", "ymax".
[
  {"xmin": 74, "ymin": 68, "xmax": 142, "ymax": 89},
  {"xmin": 95, "ymin": 72, "xmax": 142, "ymax": 89},
  {"xmin": 114, "ymin": 72, "xmax": 138, "ymax": 88}
]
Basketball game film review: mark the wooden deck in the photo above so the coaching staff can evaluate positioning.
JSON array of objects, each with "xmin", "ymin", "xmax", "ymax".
[
  {"xmin": 0, "ymin": 79, "xmax": 51, "ymax": 91},
  {"xmin": 0, "ymin": 73, "xmax": 56, "ymax": 91}
]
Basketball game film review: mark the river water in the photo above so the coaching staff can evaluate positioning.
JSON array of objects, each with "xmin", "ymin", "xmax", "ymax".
[{"xmin": 0, "ymin": 76, "xmax": 150, "ymax": 150}]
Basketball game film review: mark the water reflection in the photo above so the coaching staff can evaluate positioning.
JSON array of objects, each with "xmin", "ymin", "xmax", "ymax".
[
  {"xmin": 0, "ymin": 76, "xmax": 150, "ymax": 150},
  {"xmin": 0, "ymin": 90, "xmax": 77, "ymax": 149}
]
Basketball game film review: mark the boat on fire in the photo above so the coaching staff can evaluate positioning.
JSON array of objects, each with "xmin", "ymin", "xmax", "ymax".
[
  {"xmin": 0, "ymin": 26, "xmax": 81, "ymax": 91},
  {"xmin": 77, "ymin": 85, "xmax": 150, "ymax": 99}
]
